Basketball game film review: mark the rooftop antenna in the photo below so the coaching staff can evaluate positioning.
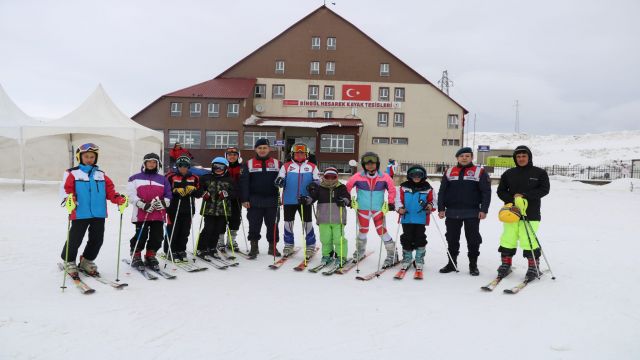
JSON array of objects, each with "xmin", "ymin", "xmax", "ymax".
[{"xmin": 438, "ymin": 70, "xmax": 453, "ymax": 95}]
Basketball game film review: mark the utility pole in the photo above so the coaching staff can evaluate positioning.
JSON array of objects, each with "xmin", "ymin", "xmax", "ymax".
[
  {"xmin": 438, "ymin": 70, "xmax": 453, "ymax": 95},
  {"xmin": 514, "ymin": 100, "xmax": 520, "ymax": 133}
]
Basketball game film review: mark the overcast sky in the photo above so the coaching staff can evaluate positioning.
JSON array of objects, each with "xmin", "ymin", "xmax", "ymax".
[{"xmin": 1, "ymin": 0, "xmax": 638, "ymax": 134}]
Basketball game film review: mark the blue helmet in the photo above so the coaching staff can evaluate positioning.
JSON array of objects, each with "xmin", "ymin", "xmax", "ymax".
[{"xmin": 211, "ymin": 157, "xmax": 229, "ymax": 166}]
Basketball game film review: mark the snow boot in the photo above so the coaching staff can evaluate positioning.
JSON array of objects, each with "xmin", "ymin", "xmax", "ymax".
[
  {"xmin": 282, "ymin": 243, "xmax": 295, "ymax": 257},
  {"xmin": 401, "ymin": 250, "xmax": 414, "ymax": 270},
  {"xmin": 414, "ymin": 247, "xmax": 426, "ymax": 271},
  {"xmin": 144, "ymin": 250, "xmax": 160, "ymax": 270},
  {"xmin": 525, "ymin": 257, "xmax": 542, "ymax": 281},
  {"xmin": 353, "ymin": 237, "xmax": 367, "ymax": 261},
  {"xmin": 130, "ymin": 252, "xmax": 144, "ymax": 268},
  {"xmin": 381, "ymin": 241, "xmax": 398, "ymax": 268},
  {"xmin": 248, "ymin": 240, "xmax": 259, "ymax": 259},
  {"xmin": 78, "ymin": 256, "xmax": 98, "ymax": 275},
  {"xmin": 267, "ymin": 242, "xmax": 282, "ymax": 257},
  {"xmin": 63, "ymin": 261, "xmax": 79, "ymax": 276},
  {"xmin": 439, "ymin": 256, "xmax": 458, "ymax": 273},
  {"xmin": 497, "ymin": 255, "xmax": 512, "ymax": 278},
  {"xmin": 469, "ymin": 256, "xmax": 480, "ymax": 276}
]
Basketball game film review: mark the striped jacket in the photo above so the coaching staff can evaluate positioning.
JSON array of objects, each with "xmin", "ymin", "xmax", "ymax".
[{"xmin": 345, "ymin": 171, "xmax": 396, "ymax": 211}]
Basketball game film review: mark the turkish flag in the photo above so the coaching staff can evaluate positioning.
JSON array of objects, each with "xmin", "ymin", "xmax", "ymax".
[{"xmin": 341, "ymin": 84, "xmax": 371, "ymax": 101}]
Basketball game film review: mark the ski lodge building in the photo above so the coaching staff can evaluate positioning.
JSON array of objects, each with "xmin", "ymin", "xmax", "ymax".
[{"xmin": 132, "ymin": 6, "xmax": 467, "ymax": 173}]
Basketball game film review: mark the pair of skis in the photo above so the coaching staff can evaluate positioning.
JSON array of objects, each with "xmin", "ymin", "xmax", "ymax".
[
  {"xmin": 393, "ymin": 263, "xmax": 423, "ymax": 280},
  {"xmin": 57, "ymin": 263, "xmax": 128, "ymax": 294},
  {"xmin": 195, "ymin": 252, "xmax": 239, "ymax": 270},
  {"xmin": 481, "ymin": 270, "xmax": 541, "ymax": 294},
  {"xmin": 122, "ymin": 259, "xmax": 176, "ymax": 280}
]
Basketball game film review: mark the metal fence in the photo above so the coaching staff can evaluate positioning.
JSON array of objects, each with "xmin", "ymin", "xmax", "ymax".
[{"xmin": 398, "ymin": 161, "xmax": 640, "ymax": 181}]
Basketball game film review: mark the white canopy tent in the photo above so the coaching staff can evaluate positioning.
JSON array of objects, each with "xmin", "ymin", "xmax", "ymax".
[
  {"xmin": 0, "ymin": 84, "xmax": 39, "ymax": 190},
  {"xmin": 0, "ymin": 84, "xmax": 164, "ymax": 189}
]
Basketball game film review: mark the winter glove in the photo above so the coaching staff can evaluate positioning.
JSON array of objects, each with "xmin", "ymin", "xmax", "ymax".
[
  {"xmin": 136, "ymin": 200, "xmax": 153, "ymax": 213},
  {"xmin": 64, "ymin": 194, "xmax": 76, "ymax": 214},
  {"xmin": 274, "ymin": 177, "xmax": 285, "ymax": 188},
  {"xmin": 202, "ymin": 191, "xmax": 211, "ymax": 201},
  {"xmin": 298, "ymin": 196, "xmax": 311, "ymax": 205},
  {"xmin": 173, "ymin": 188, "xmax": 186, "ymax": 197},
  {"xmin": 418, "ymin": 200, "xmax": 433, "ymax": 211},
  {"xmin": 514, "ymin": 196, "xmax": 528, "ymax": 215},
  {"xmin": 351, "ymin": 196, "xmax": 358, "ymax": 210},
  {"xmin": 387, "ymin": 203, "xmax": 396, "ymax": 212},
  {"xmin": 184, "ymin": 185, "xmax": 196, "ymax": 195},
  {"xmin": 152, "ymin": 198, "xmax": 167, "ymax": 211},
  {"xmin": 115, "ymin": 194, "xmax": 128, "ymax": 213},
  {"xmin": 217, "ymin": 190, "xmax": 229, "ymax": 200},
  {"xmin": 335, "ymin": 197, "xmax": 349, "ymax": 207}
]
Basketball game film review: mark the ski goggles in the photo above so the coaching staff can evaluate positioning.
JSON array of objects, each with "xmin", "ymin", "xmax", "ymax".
[
  {"xmin": 292, "ymin": 145, "xmax": 307, "ymax": 153},
  {"xmin": 225, "ymin": 147, "xmax": 239, "ymax": 156},
  {"xmin": 212, "ymin": 163, "xmax": 227, "ymax": 172},
  {"xmin": 323, "ymin": 173, "xmax": 338, "ymax": 180},
  {"xmin": 362, "ymin": 155, "xmax": 378, "ymax": 164},
  {"xmin": 78, "ymin": 143, "xmax": 99, "ymax": 152},
  {"xmin": 407, "ymin": 168, "xmax": 426, "ymax": 179}
]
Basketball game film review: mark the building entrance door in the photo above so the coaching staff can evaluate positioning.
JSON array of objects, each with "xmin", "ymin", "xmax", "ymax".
[{"xmin": 284, "ymin": 136, "xmax": 316, "ymax": 162}]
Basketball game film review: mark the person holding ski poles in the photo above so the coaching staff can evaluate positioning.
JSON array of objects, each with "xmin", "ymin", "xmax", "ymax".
[
  {"xmin": 216, "ymin": 146, "xmax": 242, "ymax": 253},
  {"xmin": 59, "ymin": 143, "xmax": 127, "ymax": 276},
  {"xmin": 496, "ymin": 145, "xmax": 550, "ymax": 281}
]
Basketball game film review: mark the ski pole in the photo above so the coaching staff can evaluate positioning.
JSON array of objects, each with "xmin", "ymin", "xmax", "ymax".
[
  {"xmin": 339, "ymin": 206, "xmax": 344, "ymax": 268},
  {"xmin": 523, "ymin": 215, "xmax": 556, "ymax": 280},
  {"xmin": 165, "ymin": 198, "xmax": 182, "ymax": 265},
  {"xmin": 430, "ymin": 213, "xmax": 459, "ymax": 272},
  {"xmin": 61, "ymin": 193, "xmax": 76, "ymax": 292},
  {"xmin": 132, "ymin": 211, "xmax": 151, "ymax": 261},
  {"xmin": 273, "ymin": 189, "xmax": 282, "ymax": 263},
  {"xmin": 115, "ymin": 195, "xmax": 128, "ymax": 282},
  {"xmin": 354, "ymin": 207, "xmax": 362, "ymax": 274},
  {"xmin": 301, "ymin": 203, "xmax": 307, "ymax": 265},
  {"xmin": 521, "ymin": 217, "xmax": 542, "ymax": 279},
  {"xmin": 237, "ymin": 199, "xmax": 249, "ymax": 253},
  {"xmin": 375, "ymin": 204, "xmax": 389, "ymax": 276},
  {"xmin": 194, "ymin": 197, "xmax": 206, "ymax": 257},
  {"xmin": 189, "ymin": 197, "xmax": 196, "ymax": 256},
  {"xmin": 383, "ymin": 212, "xmax": 402, "ymax": 277},
  {"xmin": 222, "ymin": 198, "xmax": 236, "ymax": 257}
]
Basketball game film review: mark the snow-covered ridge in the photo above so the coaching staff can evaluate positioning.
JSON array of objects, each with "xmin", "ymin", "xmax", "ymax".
[{"xmin": 471, "ymin": 130, "xmax": 640, "ymax": 166}]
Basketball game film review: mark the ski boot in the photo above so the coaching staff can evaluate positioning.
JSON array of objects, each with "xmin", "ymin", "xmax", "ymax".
[
  {"xmin": 282, "ymin": 243, "xmax": 295, "ymax": 257},
  {"xmin": 439, "ymin": 256, "xmax": 458, "ymax": 273},
  {"xmin": 401, "ymin": 250, "xmax": 414, "ymax": 270},
  {"xmin": 174, "ymin": 251, "xmax": 187, "ymax": 262},
  {"xmin": 130, "ymin": 251, "xmax": 144, "ymax": 268},
  {"xmin": 63, "ymin": 261, "xmax": 79, "ymax": 276},
  {"xmin": 352, "ymin": 237, "xmax": 367, "ymax": 261},
  {"xmin": 79, "ymin": 256, "xmax": 98, "ymax": 275},
  {"xmin": 525, "ymin": 257, "xmax": 542, "ymax": 281},
  {"xmin": 305, "ymin": 244, "xmax": 316, "ymax": 259},
  {"xmin": 227, "ymin": 230, "xmax": 239, "ymax": 251},
  {"xmin": 381, "ymin": 241, "xmax": 398, "ymax": 269},
  {"xmin": 335, "ymin": 257, "xmax": 347, "ymax": 269},
  {"xmin": 414, "ymin": 247, "xmax": 426, "ymax": 270},
  {"xmin": 497, "ymin": 255, "xmax": 512, "ymax": 278},
  {"xmin": 144, "ymin": 251, "xmax": 160, "ymax": 270},
  {"xmin": 469, "ymin": 256, "xmax": 480, "ymax": 276}
]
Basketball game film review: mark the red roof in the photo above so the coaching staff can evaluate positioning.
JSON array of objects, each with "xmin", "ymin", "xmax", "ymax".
[
  {"xmin": 248, "ymin": 116, "xmax": 363, "ymax": 128},
  {"xmin": 165, "ymin": 78, "xmax": 256, "ymax": 99}
]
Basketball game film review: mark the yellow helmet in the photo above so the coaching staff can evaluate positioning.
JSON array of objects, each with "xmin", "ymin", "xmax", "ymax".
[{"xmin": 499, "ymin": 203, "xmax": 521, "ymax": 223}]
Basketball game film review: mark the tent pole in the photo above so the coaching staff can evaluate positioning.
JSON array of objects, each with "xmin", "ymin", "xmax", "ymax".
[
  {"xmin": 20, "ymin": 127, "xmax": 25, "ymax": 192},
  {"xmin": 69, "ymin": 134, "xmax": 74, "ymax": 168}
]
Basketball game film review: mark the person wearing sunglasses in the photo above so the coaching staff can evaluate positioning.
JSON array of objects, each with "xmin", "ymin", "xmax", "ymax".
[
  {"xmin": 60, "ymin": 143, "xmax": 127, "ymax": 276},
  {"xmin": 274, "ymin": 143, "xmax": 320, "ymax": 259},
  {"xmin": 437, "ymin": 147, "xmax": 491, "ymax": 276},
  {"xmin": 345, "ymin": 152, "xmax": 398, "ymax": 268}
]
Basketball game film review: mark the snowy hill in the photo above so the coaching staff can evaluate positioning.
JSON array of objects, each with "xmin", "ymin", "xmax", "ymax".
[
  {"xmin": 471, "ymin": 131, "xmax": 640, "ymax": 166},
  {"xmin": 1, "ymin": 179, "xmax": 640, "ymax": 359}
]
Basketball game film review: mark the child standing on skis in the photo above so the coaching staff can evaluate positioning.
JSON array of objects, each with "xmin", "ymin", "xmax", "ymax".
[
  {"xmin": 396, "ymin": 165, "xmax": 435, "ymax": 278},
  {"xmin": 60, "ymin": 143, "xmax": 127, "ymax": 276},
  {"xmin": 165, "ymin": 155, "xmax": 202, "ymax": 262},
  {"xmin": 217, "ymin": 147, "xmax": 242, "ymax": 253},
  {"xmin": 301, "ymin": 167, "xmax": 351, "ymax": 268},
  {"xmin": 196, "ymin": 157, "xmax": 236, "ymax": 258},
  {"xmin": 345, "ymin": 152, "xmax": 398, "ymax": 268},
  {"xmin": 127, "ymin": 153, "xmax": 172, "ymax": 270},
  {"xmin": 274, "ymin": 143, "xmax": 320, "ymax": 259}
]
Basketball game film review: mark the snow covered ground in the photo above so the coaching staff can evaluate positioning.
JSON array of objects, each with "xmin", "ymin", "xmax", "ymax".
[
  {"xmin": 1, "ymin": 179, "xmax": 640, "ymax": 360},
  {"xmin": 471, "ymin": 131, "xmax": 640, "ymax": 166}
]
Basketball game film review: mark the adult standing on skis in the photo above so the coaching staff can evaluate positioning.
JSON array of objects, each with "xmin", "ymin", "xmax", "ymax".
[
  {"xmin": 274, "ymin": 143, "xmax": 320, "ymax": 259},
  {"xmin": 239, "ymin": 138, "xmax": 283, "ymax": 259},
  {"xmin": 59, "ymin": 143, "xmax": 127, "ymax": 275},
  {"xmin": 437, "ymin": 147, "xmax": 491, "ymax": 276},
  {"xmin": 496, "ymin": 145, "xmax": 550, "ymax": 281}
]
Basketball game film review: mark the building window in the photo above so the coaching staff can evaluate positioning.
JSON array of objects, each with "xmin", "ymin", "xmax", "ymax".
[
  {"xmin": 372, "ymin": 137, "xmax": 390, "ymax": 144},
  {"xmin": 447, "ymin": 114, "xmax": 459, "ymax": 129},
  {"xmin": 308, "ymin": 110, "xmax": 317, "ymax": 118},
  {"xmin": 168, "ymin": 130, "xmax": 201, "ymax": 149},
  {"xmin": 391, "ymin": 137, "xmax": 408, "ymax": 145},
  {"xmin": 327, "ymin": 37, "xmax": 337, "ymax": 50},
  {"xmin": 272, "ymin": 84, "xmax": 285, "ymax": 98},
  {"xmin": 393, "ymin": 113, "xmax": 405, "ymax": 127},
  {"xmin": 320, "ymin": 134, "xmax": 355, "ymax": 153},
  {"xmin": 254, "ymin": 84, "xmax": 266, "ymax": 98},
  {"xmin": 380, "ymin": 63, "xmax": 390, "ymax": 76},
  {"xmin": 189, "ymin": 103, "xmax": 201, "ymax": 117},
  {"xmin": 311, "ymin": 36, "xmax": 321, "ymax": 50},
  {"xmin": 275, "ymin": 60, "xmax": 285, "ymax": 74},
  {"xmin": 377, "ymin": 112, "xmax": 389, "ymax": 127},
  {"xmin": 324, "ymin": 111, "xmax": 333, "ymax": 118},
  {"xmin": 378, "ymin": 87, "xmax": 389, "ymax": 101},
  {"xmin": 206, "ymin": 131, "xmax": 238, "ymax": 149},
  {"xmin": 244, "ymin": 131, "xmax": 276, "ymax": 149},
  {"xmin": 324, "ymin": 86, "xmax": 335, "ymax": 100},
  {"xmin": 227, "ymin": 103, "xmax": 240, "ymax": 117},
  {"xmin": 310, "ymin": 61, "xmax": 320, "ymax": 75},
  {"xmin": 442, "ymin": 139, "xmax": 461, "ymax": 146},
  {"xmin": 325, "ymin": 61, "xmax": 335, "ymax": 75},
  {"xmin": 394, "ymin": 87, "xmax": 405, "ymax": 102},
  {"xmin": 170, "ymin": 102, "xmax": 182, "ymax": 117},
  {"xmin": 308, "ymin": 85, "xmax": 319, "ymax": 100},
  {"xmin": 207, "ymin": 103, "xmax": 220, "ymax": 118}
]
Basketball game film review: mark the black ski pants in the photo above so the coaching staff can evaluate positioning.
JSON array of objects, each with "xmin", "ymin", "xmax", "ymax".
[
  {"xmin": 444, "ymin": 217, "xmax": 482, "ymax": 258},
  {"xmin": 400, "ymin": 223, "xmax": 427, "ymax": 251},
  {"xmin": 247, "ymin": 206, "xmax": 279, "ymax": 244},
  {"xmin": 60, "ymin": 218, "xmax": 105, "ymax": 262}
]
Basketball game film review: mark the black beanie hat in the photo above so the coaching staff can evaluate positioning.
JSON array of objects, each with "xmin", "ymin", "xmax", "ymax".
[
  {"xmin": 254, "ymin": 138, "xmax": 270, "ymax": 148},
  {"xmin": 455, "ymin": 147, "xmax": 473, "ymax": 157}
]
